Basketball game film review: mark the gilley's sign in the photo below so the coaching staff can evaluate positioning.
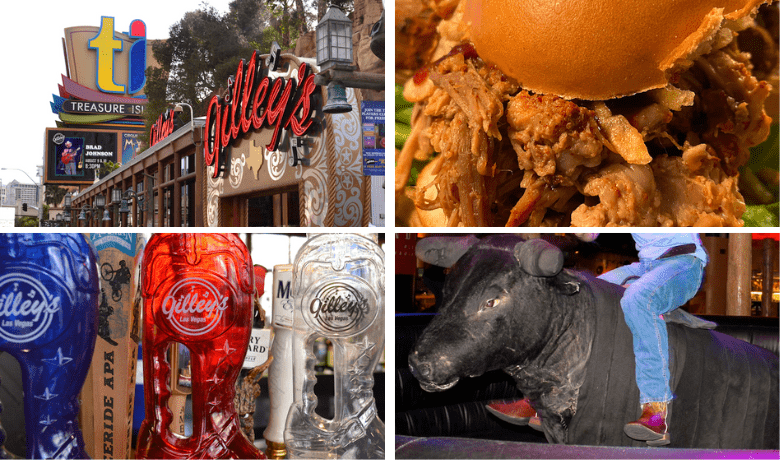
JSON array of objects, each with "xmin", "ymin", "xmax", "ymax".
[
  {"xmin": 149, "ymin": 108, "xmax": 175, "ymax": 147},
  {"xmin": 205, "ymin": 50, "xmax": 319, "ymax": 178}
]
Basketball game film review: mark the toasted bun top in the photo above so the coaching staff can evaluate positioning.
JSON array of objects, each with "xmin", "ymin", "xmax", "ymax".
[{"xmin": 464, "ymin": 0, "xmax": 768, "ymax": 100}]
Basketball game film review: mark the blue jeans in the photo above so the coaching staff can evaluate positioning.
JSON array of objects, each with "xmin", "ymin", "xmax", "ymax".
[{"xmin": 599, "ymin": 255, "xmax": 705, "ymax": 404}]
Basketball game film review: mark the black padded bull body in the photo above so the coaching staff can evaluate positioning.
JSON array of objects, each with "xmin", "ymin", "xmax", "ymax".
[{"xmin": 408, "ymin": 235, "xmax": 779, "ymax": 448}]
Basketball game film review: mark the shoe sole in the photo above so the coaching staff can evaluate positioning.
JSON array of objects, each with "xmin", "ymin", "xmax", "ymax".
[
  {"xmin": 485, "ymin": 405, "xmax": 531, "ymax": 426},
  {"xmin": 624, "ymin": 424, "xmax": 670, "ymax": 446},
  {"xmin": 528, "ymin": 418, "xmax": 543, "ymax": 432},
  {"xmin": 485, "ymin": 406, "xmax": 545, "ymax": 432}
]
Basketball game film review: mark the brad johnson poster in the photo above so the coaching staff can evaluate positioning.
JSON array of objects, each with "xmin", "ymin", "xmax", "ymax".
[{"xmin": 44, "ymin": 129, "xmax": 118, "ymax": 184}]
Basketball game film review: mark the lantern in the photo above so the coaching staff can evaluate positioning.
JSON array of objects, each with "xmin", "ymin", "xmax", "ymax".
[{"xmin": 316, "ymin": 5, "xmax": 353, "ymax": 71}]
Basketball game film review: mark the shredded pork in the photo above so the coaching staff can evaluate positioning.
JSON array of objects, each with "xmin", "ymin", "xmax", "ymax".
[
  {"xmin": 396, "ymin": 1, "xmax": 777, "ymax": 226},
  {"xmin": 507, "ymin": 93, "xmax": 606, "ymax": 184}
]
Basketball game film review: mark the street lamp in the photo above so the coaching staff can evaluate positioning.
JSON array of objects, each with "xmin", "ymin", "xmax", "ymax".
[
  {"xmin": 119, "ymin": 190, "xmax": 134, "ymax": 215},
  {"xmin": 314, "ymin": 5, "xmax": 383, "ymax": 113},
  {"xmin": 174, "ymin": 102, "xmax": 198, "ymax": 147},
  {"xmin": 63, "ymin": 192, "xmax": 73, "ymax": 226},
  {"xmin": 316, "ymin": 5, "xmax": 354, "ymax": 114},
  {"xmin": 78, "ymin": 205, "xmax": 98, "ymax": 226},
  {"xmin": 174, "ymin": 102, "xmax": 193, "ymax": 121},
  {"xmin": 78, "ymin": 197, "xmax": 106, "ymax": 227},
  {"xmin": 110, "ymin": 188, "xmax": 124, "ymax": 226},
  {"xmin": 94, "ymin": 194, "xmax": 108, "ymax": 226},
  {"xmin": 119, "ymin": 188, "xmax": 146, "ymax": 226},
  {"xmin": 316, "ymin": 5, "xmax": 353, "ymax": 72}
]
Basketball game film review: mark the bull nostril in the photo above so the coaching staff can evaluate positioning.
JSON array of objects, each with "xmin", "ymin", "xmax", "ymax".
[
  {"xmin": 409, "ymin": 350, "xmax": 434, "ymax": 380},
  {"xmin": 412, "ymin": 361, "xmax": 432, "ymax": 379},
  {"xmin": 421, "ymin": 362, "xmax": 433, "ymax": 379}
]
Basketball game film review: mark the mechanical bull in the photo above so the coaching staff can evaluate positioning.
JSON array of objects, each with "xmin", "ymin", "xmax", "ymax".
[{"xmin": 408, "ymin": 235, "xmax": 779, "ymax": 448}]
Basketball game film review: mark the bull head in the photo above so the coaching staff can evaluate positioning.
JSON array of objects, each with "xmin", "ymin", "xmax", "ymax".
[{"xmin": 409, "ymin": 235, "xmax": 580, "ymax": 393}]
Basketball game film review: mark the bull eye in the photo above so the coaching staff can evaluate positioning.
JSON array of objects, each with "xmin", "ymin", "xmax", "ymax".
[{"xmin": 479, "ymin": 298, "xmax": 500, "ymax": 311}]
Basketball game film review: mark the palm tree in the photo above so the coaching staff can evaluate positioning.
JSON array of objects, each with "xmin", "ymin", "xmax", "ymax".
[{"xmin": 45, "ymin": 184, "xmax": 69, "ymax": 206}]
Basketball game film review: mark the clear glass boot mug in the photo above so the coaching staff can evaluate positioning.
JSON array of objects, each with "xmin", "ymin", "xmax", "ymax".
[{"xmin": 284, "ymin": 234, "xmax": 385, "ymax": 459}]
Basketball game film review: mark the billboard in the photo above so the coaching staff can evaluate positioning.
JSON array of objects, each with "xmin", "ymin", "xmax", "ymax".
[
  {"xmin": 121, "ymin": 132, "xmax": 142, "ymax": 163},
  {"xmin": 45, "ymin": 128, "xmax": 118, "ymax": 184}
]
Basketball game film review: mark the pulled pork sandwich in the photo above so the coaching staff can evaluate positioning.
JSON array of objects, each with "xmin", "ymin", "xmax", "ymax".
[{"xmin": 396, "ymin": 0, "xmax": 778, "ymax": 226}]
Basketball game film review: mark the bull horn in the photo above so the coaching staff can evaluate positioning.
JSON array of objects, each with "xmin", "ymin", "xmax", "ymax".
[
  {"xmin": 416, "ymin": 235, "xmax": 480, "ymax": 268},
  {"xmin": 514, "ymin": 239, "xmax": 564, "ymax": 277},
  {"xmin": 573, "ymin": 232, "xmax": 599, "ymax": 242}
]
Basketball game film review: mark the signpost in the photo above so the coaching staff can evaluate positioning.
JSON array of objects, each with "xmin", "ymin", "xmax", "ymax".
[{"xmin": 45, "ymin": 16, "xmax": 150, "ymax": 190}]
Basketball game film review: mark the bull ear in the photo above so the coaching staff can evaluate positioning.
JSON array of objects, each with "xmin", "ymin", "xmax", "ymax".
[
  {"xmin": 416, "ymin": 235, "xmax": 480, "ymax": 268},
  {"xmin": 556, "ymin": 279, "xmax": 581, "ymax": 296},
  {"xmin": 514, "ymin": 239, "xmax": 564, "ymax": 277}
]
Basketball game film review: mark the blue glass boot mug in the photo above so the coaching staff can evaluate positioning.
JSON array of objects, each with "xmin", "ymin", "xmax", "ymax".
[{"xmin": 0, "ymin": 234, "xmax": 99, "ymax": 459}]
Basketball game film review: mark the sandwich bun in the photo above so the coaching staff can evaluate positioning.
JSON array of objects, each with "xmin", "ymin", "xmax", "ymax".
[{"xmin": 464, "ymin": 0, "xmax": 770, "ymax": 100}]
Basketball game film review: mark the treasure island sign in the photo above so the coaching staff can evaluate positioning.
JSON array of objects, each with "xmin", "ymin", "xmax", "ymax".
[{"xmin": 204, "ymin": 50, "xmax": 319, "ymax": 178}]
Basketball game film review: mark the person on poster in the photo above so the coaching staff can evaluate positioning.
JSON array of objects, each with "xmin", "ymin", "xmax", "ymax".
[{"xmin": 61, "ymin": 141, "xmax": 81, "ymax": 175}]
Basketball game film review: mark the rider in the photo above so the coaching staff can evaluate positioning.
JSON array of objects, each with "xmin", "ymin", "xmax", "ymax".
[
  {"xmin": 485, "ymin": 233, "xmax": 707, "ymax": 446},
  {"xmin": 598, "ymin": 233, "xmax": 707, "ymax": 446}
]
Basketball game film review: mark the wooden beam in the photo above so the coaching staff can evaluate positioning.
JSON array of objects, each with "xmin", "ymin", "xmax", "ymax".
[{"xmin": 726, "ymin": 233, "xmax": 752, "ymax": 316}]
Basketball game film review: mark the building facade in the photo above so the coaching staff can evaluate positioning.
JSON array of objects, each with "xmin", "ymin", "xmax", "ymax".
[
  {"xmin": 68, "ymin": 120, "xmax": 202, "ymax": 227},
  {"xmin": 55, "ymin": 3, "xmax": 385, "ymax": 228},
  {"xmin": 4, "ymin": 180, "xmax": 39, "ymax": 207},
  {"xmin": 69, "ymin": 53, "xmax": 379, "ymax": 228}
]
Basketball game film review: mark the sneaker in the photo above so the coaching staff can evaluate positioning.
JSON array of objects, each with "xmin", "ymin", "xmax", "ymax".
[
  {"xmin": 486, "ymin": 399, "xmax": 543, "ymax": 431},
  {"xmin": 624, "ymin": 401, "xmax": 670, "ymax": 446}
]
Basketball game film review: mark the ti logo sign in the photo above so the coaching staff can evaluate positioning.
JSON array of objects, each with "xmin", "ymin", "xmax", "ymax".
[{"xmin": 88, "ymin": 17, "xmax": 146, "ymax": 95}]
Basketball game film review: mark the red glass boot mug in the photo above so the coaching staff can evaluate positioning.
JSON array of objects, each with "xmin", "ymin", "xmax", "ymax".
[{"xmin": 136, "ymin": 233, "xmax": 265, "ymax": 459}]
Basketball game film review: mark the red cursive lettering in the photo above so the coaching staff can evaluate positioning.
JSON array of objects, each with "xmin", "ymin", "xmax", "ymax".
[
  {"xmin": 289, "ymin": 63, "xmax": 316, "ymax": 135},
  {"xmin": 150, "ymin": 108, "xmax": 175, "ymax": 146},
  {"xmin": 204, "ymin": 50, "xmax": 319, "ymax": 178}
]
